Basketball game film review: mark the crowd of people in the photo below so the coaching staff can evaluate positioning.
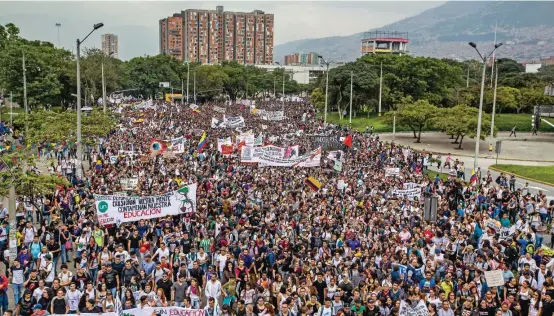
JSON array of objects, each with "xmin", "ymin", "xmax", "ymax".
[{"xmin": 1, "ymin": 98, "xmax": 554, "ymax": 316}]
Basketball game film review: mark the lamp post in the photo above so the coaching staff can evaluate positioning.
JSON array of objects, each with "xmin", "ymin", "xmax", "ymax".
[
  {"xmin": 489, "ymin": 60, "xmax": 499, "ymax": 151},
  {"xmin": 276, "ymin": 62, "xmax": 285, "ymax": 110},
  {"xmin": 185, "ymin": 61, "xmax": 190, "ymax": 104},
  {"xmin": 349, "ymin": 71, "xmax": 353, "ymax": 124},
  {"xmin": 378, "ymin": 61, "xmax": 383, "ymax": 117},
  {"xmin": 318, "ymin": 55, "xmax": 330, "ymax": 125},
  {"xmin": 55, "ymin": 23, "xmax": 62, "ymax": 47},
  {"xmin": 102, "ymin": 52, "xmax": 114, "ymax": 113},
  {"xmin": 468, "ymin": 41, "xmax": 502, "ymax": 171},
  {"xmin": 77, "ymin": 22, "xmax": 103, "ymax": 178}
]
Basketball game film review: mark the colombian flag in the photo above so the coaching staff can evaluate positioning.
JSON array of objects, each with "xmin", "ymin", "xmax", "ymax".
[
  {"xmin": 197, "ymin": 131, "xmax": 207, "ymax": 153},
  {"xmin": 305, "ymin": 176, "xmax": 322, "ymax": 192},
  {"xmin": 470, "ymin": 170, "xmax": 478, "ymax": 184}
]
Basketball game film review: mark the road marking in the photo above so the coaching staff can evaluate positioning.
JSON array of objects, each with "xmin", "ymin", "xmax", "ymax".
[{"xmin": 516, "ymin": 181, "xmax": 550, "ymax": 192}]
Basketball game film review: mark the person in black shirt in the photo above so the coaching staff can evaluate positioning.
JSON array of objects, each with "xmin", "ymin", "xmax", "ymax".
[
  {"xmin": 103, "ymin": 264, "xmax": 119, "ymax": 296},
  {"xmin": 181, "ymin": 233, "xmax": 192, "ymax": 254},
  {"xmin": 16, "ymin": 291, "xmax": 35, "ymax": 316},
  {"xmin": 80, "ymin": 298, "xmax": 102, "ymax": 313},
  {"xmin": 542, "ymin": 292, "xmax": 554, "ymax": 316},
  {"xmin": 47, "ymin": 239, "xmax": 61, "ymax": 269},
  {"xmin": 127, "ymin": 230, "xmax": 141, "ymax": 254},
  {"xmin": 312, "ymin": 273, "xmax": 326, "ymax": 304},
  {"xmin": 156, "ymin": 273, "xmax": 173, "ymax": 301}
]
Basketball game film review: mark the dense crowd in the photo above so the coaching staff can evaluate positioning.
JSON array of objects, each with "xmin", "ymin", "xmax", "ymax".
[{"xmin": 1, "ymin": 99, "xmax": 554, "ymax": 316}]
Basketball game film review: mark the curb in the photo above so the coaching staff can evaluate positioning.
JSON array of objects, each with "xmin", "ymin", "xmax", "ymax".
[
  {"xmin": 488, "ymin": 166, "xmax": 554, "ymax": 187},
  {"xmin": 417, "ymin": 150, "xmax": 554, "ymax": 163}
]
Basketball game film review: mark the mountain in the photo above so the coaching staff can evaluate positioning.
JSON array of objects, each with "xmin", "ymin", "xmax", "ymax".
[{"xmin": 274, "ymin": 1, "xmax": 554, "ymax": 63}]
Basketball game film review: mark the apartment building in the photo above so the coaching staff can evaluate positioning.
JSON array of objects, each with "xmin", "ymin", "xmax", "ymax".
[
  {"xmin": 284, "ymin": 52, "xmax": 320, "ymax": 66},
  {"xmin": 159, "ymin": 6, "xmax": 274, "ymax": 64},
  {"xmin": 101, "ymin": 34, "xmax": 119, "ymax": 58}
]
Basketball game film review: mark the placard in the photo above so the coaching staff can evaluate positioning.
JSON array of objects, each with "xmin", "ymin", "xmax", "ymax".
[
  {"xmin": 213, "ymin": 105, "xmax": 226, "ymax": 113},
  {"xmin": 120, "ymin": 178, "xmax": 138, "ymax": 190},
  {"xmin": 385, "ymin": 168, "xmax": 400, "ymax": 177},
  {"xmin": 241, "ymin": 146, "xmax": 321, "ymax": 168},
  {"xmin": 484, "ymin": 270, "xmax": 505, "ymax": 287},
  {"xmin": 399, "ymin": 300, "xmax": 428, "ymax": 316}
]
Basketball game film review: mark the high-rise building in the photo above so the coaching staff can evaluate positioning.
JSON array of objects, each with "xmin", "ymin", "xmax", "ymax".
[
  {"xmin": 159, "ymin": 6, "xmax": 274, "ymax": 64},
  {"xmin": 159, "ymin": 14, "xmax": 184, "ymax": 60},
  {"xmin": 101, "ymin": 34, "xmax": 119, "ymax": 58},
  {"xmin": 284, "ymin": 52, "xmax": 320, "ymax": 66}
]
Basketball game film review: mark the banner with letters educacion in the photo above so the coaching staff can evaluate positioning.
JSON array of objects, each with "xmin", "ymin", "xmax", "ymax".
[
  {"xmin": 54, "ymin": 307, "xmax": 205, "ymax": 316},
  {"xmin": 241, "ymin": 145, "xmax": 321, "ymax": 167},
  {"xmin": 95, "ymin": 183, "xmax": 197, "ymax": 226}
]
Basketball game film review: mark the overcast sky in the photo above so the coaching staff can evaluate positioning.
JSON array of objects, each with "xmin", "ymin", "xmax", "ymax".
[{"xmin": 1, "ymin": 1, "xmax": 443, "ymax": 60}]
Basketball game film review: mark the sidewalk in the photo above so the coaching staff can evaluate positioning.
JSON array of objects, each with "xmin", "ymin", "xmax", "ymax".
[{"xmin": 379, "ymin": 131, "xmax": 554, "ymax": 162}]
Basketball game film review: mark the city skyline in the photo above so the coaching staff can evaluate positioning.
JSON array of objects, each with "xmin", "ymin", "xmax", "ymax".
[{"xmin": 0, "ymin": 1, "xmax": 442, "ymax": 60}]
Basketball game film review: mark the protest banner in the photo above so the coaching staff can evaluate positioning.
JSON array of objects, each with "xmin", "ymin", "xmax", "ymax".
[
  {"xmin": 261, "ymin": 110, "xmax": 285, "ymax": 121},
  {"xmin": 499, "ymin": 225, "xmax": 517, "ymax": 240},
  {"xmin": 223, "ymin": 115, "xmax": 246, "ymax": 128},
  {"xmin": 327, "ymin": 150, "xmax": 345, "ymax": 162},
  {"xmin": 109, "ymin": 156, "xmax": 117, "ymax": 164},
  {"xmin": 217, "ymin": 137, "xmax": 232, "ymax": 153},
  {"xmin": 221, "ymin": 144, "xmax": 234, "ymax": 155},
  {"xmin": 392, "ymin": 188, "xmax": 421, "ymax": 201},
  {"xmin": 213, "ymin": 105, "xmax": 226, "ymax": 113},
  {"xmin": 211, "ymin": 117, "xmax": 225, "ymax": 128},
  {"xmin": 399, "ymin": 300, "xmax": 428, "ymax": 316},
  {"xmin": 403, "ymin": 182, "xmax": 419, "ymax": 190},
  {"xmin": 119, "ymin": 178, "xmax": 138, "ymax": 190},
  {"xmin": 385, "ymin": 168, "xmax": 400, "ymax": 177},
  {"xmin": 123, "ymin": 307, "xmax": 205, "ymax": 316},
  {"xmin": 241, "ymin": 146, "xmax": 321, "ymax": 167},
  {"xmin": 254, "ymin": 134, "xmax": 263, "ymax": 146},
  {"xmin": 189, "ymin": 104, "xmax": 199, "ymax": 111},
  {"xmin": 334, "ymin": 160, "xmax": 343, "ymax": 172},
  {"xmin": 484, "ymin": 270, "xmax": 504, "ymax": 287},
  {"xmin": 94, "ymin": 183, "xmax": 197, "ymax": 226},
  {"xmin": 308, "ymin": 135, "xmax": 343, "ymax": 150}
]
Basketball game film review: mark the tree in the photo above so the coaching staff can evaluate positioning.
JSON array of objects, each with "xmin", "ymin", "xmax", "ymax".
[
  {"xmin": 518, "ymin": 87, "xmax": 554, "ymax": 114},
  {"xmin": 537, "ymin": 65, "xmax": 554, "ymax": 82},
  {"xmin": 485, "ymin": 86, "xmax": 520, "ymax": 113},
  {"xmin": 432, "ymin": 105, "xmax": 494, "ymax": 149},
  {"xmin": 14, "ymin": 110, "xmax": 117, "ymax": 145},
  {"xmin": 0, "ymin": 151, "xmax": 69, "ymax": 198},
  {"xmin": 384, "ymin": 97, "xmax": 438, "ymax": 143},
  {"xmin": 311, "ymin": 88, "xmax": 325, "ymax": 110}
]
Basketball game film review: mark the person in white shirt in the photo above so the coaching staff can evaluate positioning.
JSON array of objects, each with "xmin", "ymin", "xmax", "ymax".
[
  {"xmin": 66, "ymin": 283, "xmax": 82, "ymax": 313},
  {"xmin": 204, "ymin": 273, "xmax": 222, "ymax": 303}
]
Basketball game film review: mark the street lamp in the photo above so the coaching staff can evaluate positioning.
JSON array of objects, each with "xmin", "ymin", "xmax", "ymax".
[
  {"xmin": 468, "ymin": 41, "xmax": 502, "ymax": 171},
  {"xmin": 318, "ymin": 55, "xmax": 330, "ymax": 125},
  {"xmin": 489, "ymin": 60, "xmax": 499, "ymax": 155},
  {"xmin": 102, "ymin": 51, "xmax": 114, "ymax": 113},
  {"xmin": 76, "ymin": 22, "xmax": 103, "ymax": 178},
  {"xmin": 275, "ymin": 62, "xmax": 285, "ymax": 109}
]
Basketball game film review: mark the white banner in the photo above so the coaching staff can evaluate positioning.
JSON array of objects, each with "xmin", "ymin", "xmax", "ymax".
[
  {"xmin": 56, "ymin": 307, "xmax": 205, "ymax": 316},
  {"xmin": 95, "ymin": 184, "xmax": 197, "ymax": 226},
  {"xmin": 327, "ymin": 150, "xmax": 345, "ymax": 162},
  {"xmin": 189, "ymin": 104, "xmax": 199, "ymax": 111},
  {"xmin": 119, "ymin": 178, "xmax": 138, "ymax": 190},
  {"xmin": 211, "ymin": 117, "xmax": 225, "ymax": 128},
  {"xmin": 392, "ymin": 188, "xmax": 421, "ymax": 201},
  {"xmin": 403, "ymin": 182, "xmax": 419, "ymax": 190},
  {"xmin": 224, "ymin": 115, "xmax": 246, "ymax": 128},
  {"xmin": 241, "ymin": 146, "xmax": 321, "ymax": 167},
  {"xmin": 399, "ymin": 300, "xmax": 428, "ymax": 316},
  {"xmin": 254, "ymin": 134, "xmax": 263, "ymax": 146},
  {"xmin": 261, "ymin": 110, "xmax": 285, "ymax": 121},
  {"xmin": 385, "ymin": 167, "xmax": 400, "ymax": 177},
  {"xmin": 213, "ymin": 105, "xmax": 226, "ymax": 113}
]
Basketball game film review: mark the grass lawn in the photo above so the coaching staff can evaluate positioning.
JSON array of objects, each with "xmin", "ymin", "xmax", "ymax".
[
  {"xmin": 322, "ymin": 112, "xmax": 554, "ymax": 133},
  {"xmin": 0, "ymin": 107, "xmax": 24, "ymax": 117},
  {"xmin": 423, "ymin": 169, "xmax": 451, "ymax": 182},
  {"xmin": 490, "ymin": 164, "xmax": 554, "ymax": 185}
]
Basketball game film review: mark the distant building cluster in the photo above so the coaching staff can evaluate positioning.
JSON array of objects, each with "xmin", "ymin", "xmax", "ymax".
[
  {"xmin": 101, "ymin": 34, "xmax": 119, "ymax": 59},
  {"xmin": 523, "ymin": 56, "xmax": 554, "ymax": 73},
  {"xmin": 361, "ymin": 31, "xmax": 409, "ymax": 56},
  {"xmin": 159, "ymin": 5, "xmax": 274, "ymax": 65},
  {"xmin": 284, "ymin": 52, "xmax": 320, "ymax": 66}
]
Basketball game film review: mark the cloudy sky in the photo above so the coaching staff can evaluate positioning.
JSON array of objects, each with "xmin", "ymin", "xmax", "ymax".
[{"xmin": 1, "ymin": 1, "xmax": 443, "ymax": 60}]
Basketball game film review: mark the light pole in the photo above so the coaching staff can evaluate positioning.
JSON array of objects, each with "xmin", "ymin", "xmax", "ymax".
[
  {"xmin": 489, "ymin": 60, "xmax": 499, "ymax": 151},
  {"xmin": 318, "ymin": 55, "xmax": 330, "ymax": 125},
  {"xmin": 102, "ymin": 52, "xmax": 114, "ymax": 113},
  {"xmin": 23, "ymin": 53, "xmax": 28, "ymax": 138},
  {"xmin": 55, "ymin": 23, "xmax": 62, "ymax": 47},
  {"xmin": 77, "ymin": 22, "xmax": 104, "ymax": 178},
  {"xmin": 186, "ymin": 61, "xmax": 190, "ymax": 104},
  {"xmin": 349, "ymin": 71, "xmax": 353, "ymax": 124},
  {"xmin": 468, "ymin": 41, "xmax": 502, "ymax": 171},
  {"xmin": 378, "ymin": 61, "xmax": 383, "ymax": 116},
  {"xmin": 276, "ymin": 62, "xmax": 285, "ymax": 109},
  {"xmin": 193, "ymin": 70, "xmax": 196, "ymax": 103}
]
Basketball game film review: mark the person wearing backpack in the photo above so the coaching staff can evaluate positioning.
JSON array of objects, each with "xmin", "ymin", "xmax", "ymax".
[{"xmin": 29, "ymin": 236, "xmax": 43, "ymax": 271}]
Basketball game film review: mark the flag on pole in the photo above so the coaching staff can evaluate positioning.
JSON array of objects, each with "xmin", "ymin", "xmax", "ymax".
[
  {"xmin": 343, "ymin": 135, "xmax": 353, "ymax": 148},
  {"xmin": 470, "ymin": 170, "xmax": 478, "ymax": 184},
  {"xmin": 197, "ymin": 131, "xmax": 207, "ymax": 153},
  {"xmin": 305, "ymin": 176, "xmax": 322, "ymax": 192},
  {"xmin": 114, "ymin": 292, "xmax": 123, "ymax": 316}
]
